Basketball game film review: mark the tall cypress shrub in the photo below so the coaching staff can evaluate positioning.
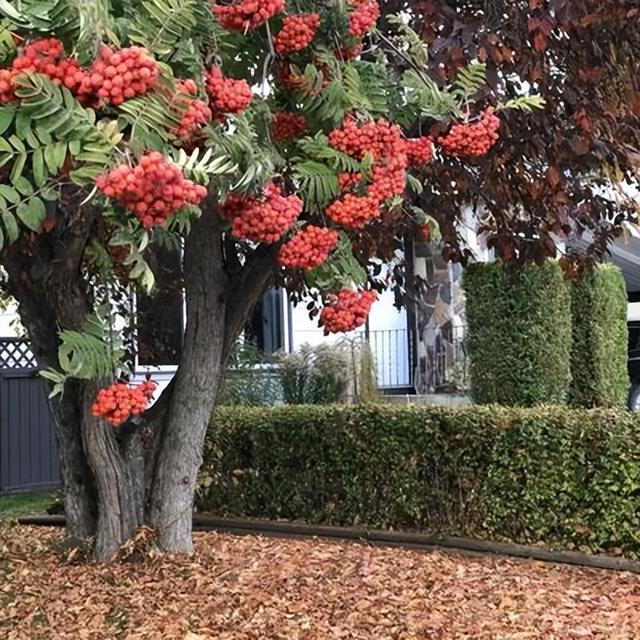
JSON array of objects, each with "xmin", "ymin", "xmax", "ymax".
[
  {"xmin": 570, "ymin": 264, "xmax": 629, "ymax": 407},
  {"xmin": 463, "ymin": 260, "xmax": 572, "ymax": 406}
]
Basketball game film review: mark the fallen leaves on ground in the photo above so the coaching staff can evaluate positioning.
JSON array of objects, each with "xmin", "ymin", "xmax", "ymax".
[{"xmin": 1, "ymin": 525, "xmax": 640, "ymax": 639}]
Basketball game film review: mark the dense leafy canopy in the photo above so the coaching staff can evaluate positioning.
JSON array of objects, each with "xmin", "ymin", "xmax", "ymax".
[{"xmin": 0, "ymin": 0, "xmax": 541, "ymax": 398}]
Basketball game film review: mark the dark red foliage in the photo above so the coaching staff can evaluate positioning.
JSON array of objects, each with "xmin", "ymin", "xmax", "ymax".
[{"xmin": 396, "ymin": 0, "xmax": 640, "ymax": 266}]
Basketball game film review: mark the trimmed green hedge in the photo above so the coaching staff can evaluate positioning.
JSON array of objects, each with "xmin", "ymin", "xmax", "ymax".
[
  {"xmin": 571, "ymin": 264, "xmax": 629, "ymax": 408},
  {"xmin": 463, "ymin": 261, "xmax": 572, "ymax": 406},
  {"xmin": 198, "ymin": 405, "xmax": 640, "ymax": 556}
]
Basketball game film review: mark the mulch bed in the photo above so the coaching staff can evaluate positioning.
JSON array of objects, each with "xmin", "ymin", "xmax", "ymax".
[{"xmin": 1, "ymin": 524, "xmax": 640, "ymax": 639}]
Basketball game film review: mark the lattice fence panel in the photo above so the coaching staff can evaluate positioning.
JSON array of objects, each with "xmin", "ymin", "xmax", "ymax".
[{"xmin": 0, "ymin": 339, "xmax": 37, "ymax": 370}]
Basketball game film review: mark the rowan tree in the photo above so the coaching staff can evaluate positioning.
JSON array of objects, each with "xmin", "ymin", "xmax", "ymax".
[{"xmin": 0, "ymin": 0, "xmax": 540, "ymax": 560}]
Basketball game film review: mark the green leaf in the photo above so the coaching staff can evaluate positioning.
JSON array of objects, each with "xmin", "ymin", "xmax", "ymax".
[
  {"xmin": 15, "ymin": 109, "xmax": 32, "ymax": 139},
  {"xmin": 451, "ymin": 62, "xmax": 487, "ymax": 101},
  {"xmin": 75, "ymin": 151, "xmax": 109, "ymax": 164},
  {"xmin": 68, "ymin": 139, "xmax": 81, "ymax": 155},
  {"xmin": 30, "ymin": 100, "xmax": 65, "ymax": 120},
  {"xmin": 406, "ymin": 173, "xmax": 423, "ymax": 195},
  {"xmin": 499, "ymin": 95, "xmax": 547, "ymax": 112},
  {"xmin": 69, "ymin": 165, "xmax": 103, "ymax": 184},
  {"xmin": 56, "ymin": 307, "xmax": 128, "ymax": 381},
  {"xmin": 8, "ymin": 134, "xmax": 25, "ymax": 152},
  {"xmin": 32, "ymin": 147, "xmax": 46, "ymax": 185},
  {"xmin": 40, "ymin": 109, "xmax": 70, "ymax": 133},
  {"xmin": 0, "ymin": 105, "xmax": 15, "ymax": 135},
  {"xmin": 12, "ymin": 176, "xmax": 33, "ymax": 196},
  {"xmin": 16, "ymin": 196, "xmax": 45, "ymax": 231},
  {"xmin": 129, "ymin": 0, "xmax": 198, "ymax": 58},
  {"xmin": 293, "ymin": 160, "xmax": 339, "ymax": 211},
  {"xmin": 2, "ymin": 210, "xmax": 19, "ymax": 242},
  {"xmin": 0, "ymin": 0, "xmax": 24, "ymax": 22},
  {"xmin": 35, "ymin": 127, "xmax": 52, "ymax": 145},
  {"xmin": 0, "ymin": 184, "xmax": 20, "ymax": 204},
  {"xmin": 9, "ymin": 152, "xmax": 26, "ymax": 183},
  {"xmin": 45, "ymin": 142, "xmax": 66, "ymax": 173},
  {"xmin": 40, "ymin": 185, "xmax": 58, "ymax": 201}
]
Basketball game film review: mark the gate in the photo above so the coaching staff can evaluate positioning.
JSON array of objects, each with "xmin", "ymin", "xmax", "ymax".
[{"xmin": 0, "ymin": 338, "xmax": 60, "ymax": 494}]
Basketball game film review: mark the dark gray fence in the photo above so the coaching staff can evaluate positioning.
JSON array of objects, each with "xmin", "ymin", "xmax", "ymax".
[{"xmin": 0, "ymin": 338, "xmax": 60, "ymax": 494}]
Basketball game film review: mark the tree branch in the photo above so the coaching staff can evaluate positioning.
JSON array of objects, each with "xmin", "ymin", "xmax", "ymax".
[{"xmin": 222, "ymin": 243, "xmax": 279, "ymax": 361}]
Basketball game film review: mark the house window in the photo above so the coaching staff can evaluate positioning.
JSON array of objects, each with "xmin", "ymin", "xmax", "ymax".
[
  {"xmin": 136, "ymin": 242, "xmax": 184, "ymax": 367},
  {"xmin": 245, "ymin": 289, "xmax": 285, "ymax": 355},
  {"xmin": 135, "ymin": 249, "xmax": 286, "ymax": 366}
]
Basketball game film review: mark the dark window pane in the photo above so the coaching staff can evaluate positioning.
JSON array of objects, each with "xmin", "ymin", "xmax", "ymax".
[
  {"xmin": 137, "ymin": 243, "xmax": 183, "ymax": 367},
  {"xmin": 245, "ymin": 289, "xmax": 284, "ymax": 355}
]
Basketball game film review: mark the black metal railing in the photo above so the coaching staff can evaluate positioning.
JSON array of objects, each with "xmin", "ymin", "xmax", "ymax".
[{"xmin": 368, "ymin": 328, "xmax": 413, "ymax": 389}]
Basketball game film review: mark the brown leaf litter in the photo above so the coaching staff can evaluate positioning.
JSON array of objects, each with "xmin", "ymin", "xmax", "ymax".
[{"xmin": 1, "ymin": 524, "xmax": 640, "ymax": 639}]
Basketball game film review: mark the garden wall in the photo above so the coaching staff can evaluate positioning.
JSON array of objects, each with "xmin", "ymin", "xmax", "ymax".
[{"xmin": 198, "ymin": 405, "xmax": 640, "ymax": 557}]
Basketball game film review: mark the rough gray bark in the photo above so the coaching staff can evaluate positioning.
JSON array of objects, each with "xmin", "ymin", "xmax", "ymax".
[
  {"xmin": 49, "ymin": 383, "xmax": 98, "ymax": 539},
  {"xmin": 81, "ymin": 381, "xmax": 142, "ymax": 561},
  {"xmin": 148, "ymin": 211, "xmax": 228, "ymax": 552}
]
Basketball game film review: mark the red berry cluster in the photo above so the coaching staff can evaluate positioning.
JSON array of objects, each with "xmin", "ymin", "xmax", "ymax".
[
  {"xmin": 329, "ymin": 118, "xmax": 404, "ymax": 161},
  {"xmin": 419, "ymin": 224, "xmax": 431, "ymax": 241},
  {"xmin": 347, "ymin": 0, "xmax": 380, "ymax": 38},
  {"xmin": 278, "ymin": 225, "xmax": 339, "ymax": 270},
  {"xmin": 0, "ymin": 38, "xmax": 87, "ymax": 103},
  {"xmin": 78, "ymin": 44, "xmax": 159, "ymax": 106},
  {"xmin": 319, "ymin": 289, "xmax": 378, "ymax": 334},
  {"xmin": 439, "ymin": 109, "xmax": 501, "ymax": 157},
  {"xmin": 0, "ymin": 39, "xmax": 159, "ymax": 108},
  {"xmin": 213, "ymin": 0, "xmax": 285, "ymax": 31},
  {"xmin": 91, "ymin": 380, "xmax": 157, "ymax": 427},
  {"xmin": 338, "ymin": 172, "xmax": 363, "ymax": 192},
  {"xmin": 368, "ymin": 155, "xmax": 408, "ymax": 200},
  {"xmin": 274, "ymin": 14, "xmax": 321, "ymax": 54},
  {"xmin": 328, "ymin": 118, "xmax": 409, "ymax": 222},
  {"xmin": 206, "ymin": 67, "xmax": 253, "ymax": 118},
  {"xmin": 0, "ymin": 69, "xmax": 15, "ymax": 104},
  {"xmin": 220, "ymin": 183, "xmax": 303, "ymax": 243},
  {"xmin": 271, "ymin": 112, "xmax": 307, "ymax": 141},
  {"xmin": 96, "ymin": 152, "xmax": 208, "ymax": 229},
  {"xmin": 172, "ymin": 80, "xmax": 212, "ymax": 143},
  {"xmin": 404, "ymin": 136, "xmax": 434, "ymax": 165},
  {"xmin": 326, "ymin": 193, "xmax": 381, "ymax": 229}
]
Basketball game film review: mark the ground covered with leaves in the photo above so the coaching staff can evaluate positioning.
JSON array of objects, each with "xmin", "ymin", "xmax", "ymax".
[{"xmin": 2, "ymin": 526, "xmax": 640, "ymax": 639}]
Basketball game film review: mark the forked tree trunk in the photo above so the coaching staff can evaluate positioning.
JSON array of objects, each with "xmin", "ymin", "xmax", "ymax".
[{"xmin": 3, "ymin": 199, "xmax": 272, "ymax": 561}]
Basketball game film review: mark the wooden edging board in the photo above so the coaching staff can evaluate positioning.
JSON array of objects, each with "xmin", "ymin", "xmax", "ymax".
[{"xmin": 17, "ymin": 513, "xmax": 640, "ymax": 574}]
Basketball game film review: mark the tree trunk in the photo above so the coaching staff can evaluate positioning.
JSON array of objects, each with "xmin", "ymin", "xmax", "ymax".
[
  {"xmin": 81, "ymin": 380, "xmax": 142, "ymax": 561},
  {"xmin": 148, "ymin": 211, "xmax": 227, "ymax": 553},
  {"xmin": 2, "ymin": 197, "xmax": 277, "ymax": 560},
  {"xmin": 49, "ymin": 382, "xmax": 98, "ymax": 540}
]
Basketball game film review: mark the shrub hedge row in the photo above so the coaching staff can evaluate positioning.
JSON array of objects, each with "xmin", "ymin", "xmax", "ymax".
[
  {"xmin": 570, "ymin": 264, "xmax": 629, "ymax": 408},
  {"xmin": 462, "ymin": 261, "xmax": 572, "ymax": 406},
  {"xmin": 198, "ymin": 405, "xmax": 640, "ymax": 557}
]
